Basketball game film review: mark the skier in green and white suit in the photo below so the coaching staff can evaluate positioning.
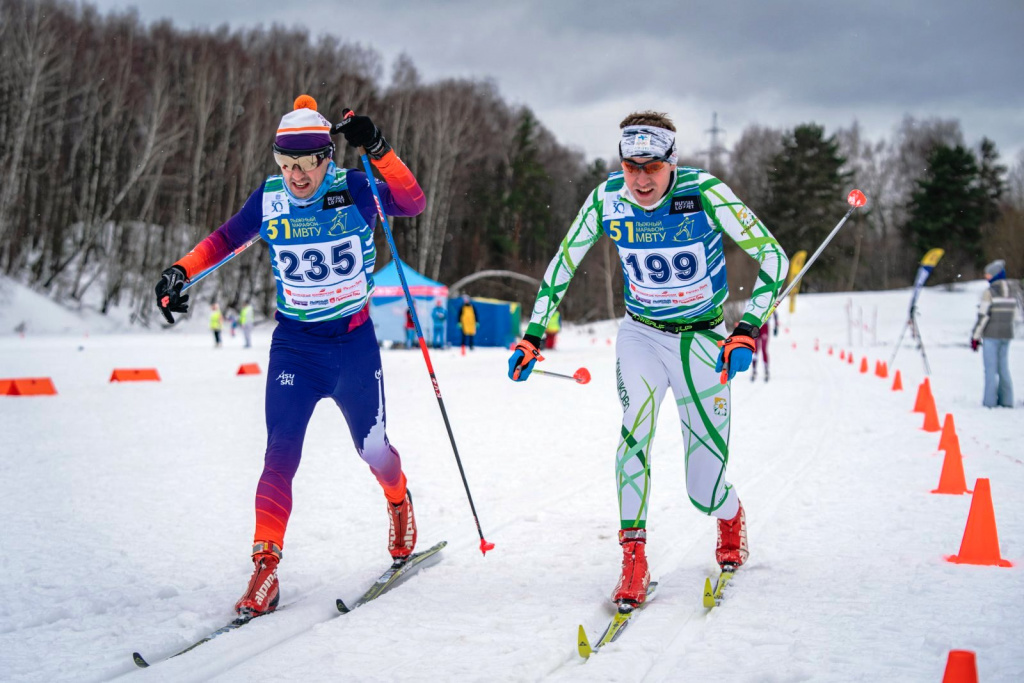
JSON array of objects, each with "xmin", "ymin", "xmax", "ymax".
[{"xmin": 507, "ymin": 111, "xmax": 788, "ymax": 606}]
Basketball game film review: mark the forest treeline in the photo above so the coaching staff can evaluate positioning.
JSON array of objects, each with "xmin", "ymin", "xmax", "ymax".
[{"xmin": 1, "ymin": 0, "xmax": 1021, "ymax": 326}]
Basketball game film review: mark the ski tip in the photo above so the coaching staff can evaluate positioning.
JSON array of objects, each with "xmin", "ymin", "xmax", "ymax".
[
  {"xmin": 132, "ymin": 652, "xmax": 150, "ymax": 668},
  {"xmin": 336, "ymin": 598, "xmax": 350, "ymax": 614},
  {"xmin": 577, "ymin": 624, "xmax": 593, "ymax": 659},
  {"xmin": 702, "ymin": 577, "xmax": 715, "ymax": 609}
]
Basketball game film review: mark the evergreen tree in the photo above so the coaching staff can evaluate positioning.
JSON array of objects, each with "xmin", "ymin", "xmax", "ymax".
[
  {"xmin": 977, "ymin": 137, "xmax": 1006, "ymax": 226},
  {"xmin": 904, "ymin": 145, "xmax": 987, "ymax": 272},
  {"xmin": 760, "ymin": 123, "xmax": 852, "ymax": 290}
]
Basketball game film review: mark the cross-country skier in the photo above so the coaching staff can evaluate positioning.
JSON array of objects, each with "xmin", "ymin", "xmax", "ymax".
[
  {"xmin": 154, "ymin": 95, "xmax": 426, "ymax": 617},
  {"xmin": 507, "ymin": 111, "xmax": 788, "ymax": 606}
]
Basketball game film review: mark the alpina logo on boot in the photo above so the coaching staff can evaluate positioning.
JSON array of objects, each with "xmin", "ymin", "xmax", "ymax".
[{"xmin": 254, "ymin": 570, "xmax": 277, "ymax": 604}]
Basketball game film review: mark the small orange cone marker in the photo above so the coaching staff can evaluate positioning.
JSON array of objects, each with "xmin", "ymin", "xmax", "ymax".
[
  {"xmin": 839, "ymin": 350, "xmax": 845, "ymax": 360},
  {"xmin": 913, "ymin": 377, "xmax": 932, "ymax": 413},
  {"xmin": 947, "ymin": 478, "xmax": 1012, "ymax": 567},
  {"xmin": 859, "ymin": 357, "xmax": 869, "ymax": 373},
  {"xmin": 878, "ymin": 361, "xmax": 888, "ymax": 378},
  {"xmin": 938, "ymin": 414, "xmax": 959, "ymax": 453},
  {"xmin": 941, "ymin": 650, "xmax": 978, "ymax": 683},
  {"xmin": 847, "ymin": 352, "xmax": 854, "ymax": 365},
  {"xmin": 110, "ymin": 368, "xmax": 160, "ymax": 382},
  {"xmin": 921, "ymin": 393, "xmax": 941, "ymax": 432},
  {"xmin": 237, "ymin": 363, "xmax": 261, "ymax": 375},
  {"xmin": 827, "ymin": 346, "xmax": 833, "ymax": 355},
  {"xmin": 931, "ymin": 440, "xmax": 970, "ymax": 496},
  {"xmin": 891, "ymin": 370, "xmax": 903, "ymax": 391}
]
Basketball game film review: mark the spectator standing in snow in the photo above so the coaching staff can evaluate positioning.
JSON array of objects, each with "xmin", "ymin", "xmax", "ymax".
[
  {"xmin": 458, "ymin": 295, "xmax": 478, "ymax": 350},
  {"xmin": 405, "ymin": 308, "xmax": 417, "ymax": 348},
  {"xmin": 431, "ymin": 300, "xmax": 447, "ymax": 349},
  {"xmin": 750, "ymin": 310, "xmax": 779, "ymax": 382},
  {"xmin": 971, "ymin": 259, "xmax": 1019, "ymax": 408},
  {"xmin": 239, "ymin": 302, "xmax": 255, "ymax": 348},
  {"xmin": 154, "ymin": 95, "xmax": 426, "ymax": 618},
  {"xmin": 544, "ymin": 311, "xmax": 561, "ymax": 350},
  {"xmin": 210, "ymin": 303, "xmax": 223, "ymax": 348},
  {"xmin": 507, "ymin": 111, "xmax": 788, "ymax": 608}
]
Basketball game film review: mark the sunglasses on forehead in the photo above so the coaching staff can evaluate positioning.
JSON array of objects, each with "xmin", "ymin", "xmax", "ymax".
[
  {"xmin": 273, "ymin": 144, "xmax": 334, "ymax": 172},
  {"xmin": 621, "ymin": 156, "xmax": 671, "ymax": 175}
]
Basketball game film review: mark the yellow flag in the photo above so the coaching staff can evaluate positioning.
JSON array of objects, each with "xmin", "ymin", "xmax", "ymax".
[
  {"xmin": 787, "ymin": 250, "xmax": 808, "ymax": 313},
  {"xmin": 920, "ymin": 248, "xmax": 944, "ymax": 267}
]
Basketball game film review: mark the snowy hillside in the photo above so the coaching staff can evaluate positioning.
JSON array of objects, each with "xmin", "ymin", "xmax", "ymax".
[{"xmin": 0, "ymin": 279, "xmax": 1021, "ymax": 682}]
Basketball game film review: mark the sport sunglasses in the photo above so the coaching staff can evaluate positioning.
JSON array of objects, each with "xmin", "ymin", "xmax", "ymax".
[
  {"xmin": 273, "ymin": 144, "xmax": 334, "ymax": 172},
  {"xmin": 621, "ymin": 156, "xmax": 671, "ymax": 175}
]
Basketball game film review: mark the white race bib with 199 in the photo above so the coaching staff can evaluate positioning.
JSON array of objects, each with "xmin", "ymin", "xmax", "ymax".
[{"xmin": 273, "ymin": 236, "xmax": 367, "ymax": 309}]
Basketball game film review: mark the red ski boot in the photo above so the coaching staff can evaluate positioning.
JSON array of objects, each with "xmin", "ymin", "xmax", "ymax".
[
  {"xmin": 611, "ymin": 528, "xmax": 650, "ymax": 605},
  {"xmin": 716, "ymin": 502, "xmax": 749, "ymax": 568},
  {"xmin": 234, "ymin": 542, "xmax": 281, "ymax": 617},
  {"xmin": 387, "ymin": 490, "xmax": 417, "ymax": 562}
]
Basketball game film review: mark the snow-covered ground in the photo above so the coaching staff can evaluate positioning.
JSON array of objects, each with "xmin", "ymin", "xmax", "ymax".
[{"xmin": 1, "ymin": 278, "xmax": 1022, "ymax": 682}]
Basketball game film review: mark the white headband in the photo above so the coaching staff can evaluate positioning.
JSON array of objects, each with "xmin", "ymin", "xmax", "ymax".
[{"xmin": 620, "ymin": 125, "xmax": 678, "ymax": 164}]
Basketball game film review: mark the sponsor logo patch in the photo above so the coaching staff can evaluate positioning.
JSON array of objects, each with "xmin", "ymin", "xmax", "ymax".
[
  {"xmin": 713, "ymin": 396, "xmax": 728, "ymax": 416},
  {"xmin": 670, "ymin": 195, "xmax": 701, "ymax": 214},
  {"xmin": 322, "ymin": 190, "xmax": 353, "ymax": 211}
]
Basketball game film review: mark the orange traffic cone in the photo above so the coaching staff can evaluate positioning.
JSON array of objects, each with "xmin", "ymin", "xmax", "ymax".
[
  {"xmin": 847, "ymin": 352, "xmax": 854, "ymax": 365},
  {"xmin": 947, "ymin": 478, "xmax": 1012, "ymax": 567},
  {"xmin": 941, "ymin": 650, "xmax": 978, "ymax": 683},
  {"xmin": 922, "ymin": 393, "xmax": 941, "ymax": 432},
  {"xmin": 859, "ymin": 357, "xmax": 869, "ymax": 373},
  {"xmin": 891, "ymin": 370, "xmax": 903, "ymax": 391},
  {"xmin": 828, "ymin": 346, "xmax": 833, "ymax": 355},
  {"xmin": 839, "ymin": 350, "xmax": 845, "ymax": 360},
  {"xmin": 938, "ymin": 414, "xmax": 959, "ymax": 453},
  {"xmin": 878, "ymin": 361, "xmax": 888, "ymax": 378},
  {"xmin": 931, "ymin": 441, "xmax": 970, "ymax": 496},
  {"xmin": 913, "ymin": 377, "xmax": 932, "ymax": 413}
]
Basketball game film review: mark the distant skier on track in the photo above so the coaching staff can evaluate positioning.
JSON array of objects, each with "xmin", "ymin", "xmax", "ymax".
[
  {"xmin": 154, "ymin": 95, "xmax": 426, "ymax": 617},
  {"xmin": 507, "ymin": 111, "xmax": 788, "ymax": 606}
]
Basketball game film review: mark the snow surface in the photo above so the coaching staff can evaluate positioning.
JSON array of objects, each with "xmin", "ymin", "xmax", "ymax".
[{"xmin": 1, "ymin": 277, "xmax": 1022, "ymax": 682}]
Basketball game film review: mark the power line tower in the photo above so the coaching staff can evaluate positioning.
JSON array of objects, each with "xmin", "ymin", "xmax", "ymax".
[{"xmin": 700, "ymin": 112, "xmax": 728, "ymax": 176}]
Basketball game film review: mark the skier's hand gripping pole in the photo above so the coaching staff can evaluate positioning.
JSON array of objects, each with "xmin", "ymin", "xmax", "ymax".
[{"xmin": 338, "ymin": 109, "xmax": 495, "ymax": 556}]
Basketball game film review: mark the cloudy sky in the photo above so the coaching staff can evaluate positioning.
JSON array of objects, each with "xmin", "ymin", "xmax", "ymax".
[{"xmin": 90, "ymin": 0, "xmax": 1024, "ymax": 164}]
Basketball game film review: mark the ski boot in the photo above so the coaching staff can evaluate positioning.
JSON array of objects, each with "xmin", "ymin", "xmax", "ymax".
[
  {"xmin": 387, "ymin": 489, "xmax": 417, "ymax": 562},
  {"xmin": 611, "ymin": 528, "xmax": 650, "ymax": 605},
  {"xmin": 235, "ymin": 542, "xmax": 281, "ymax": 616},
  {"xmin": 716, "ymin": 503, "xmax": 749, "ymax": 569}
]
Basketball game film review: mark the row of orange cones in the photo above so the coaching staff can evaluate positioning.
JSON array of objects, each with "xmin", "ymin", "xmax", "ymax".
[
  {"xmin": 1, "ymin": 364, "xmax": 263, "ymax": 395},
  {"xmin": 837, "ymin": 349, "xmax": 1005, "ymax": 682}
]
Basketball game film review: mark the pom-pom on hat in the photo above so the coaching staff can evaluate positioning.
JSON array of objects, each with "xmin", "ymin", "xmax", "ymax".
[
  {"xmin": 275, "ymin": 95, "xmax": 333, "ymax": 153},
  {"xmin": 984, "ymin": 259, "xmax": 1006, "ymax": 278}
]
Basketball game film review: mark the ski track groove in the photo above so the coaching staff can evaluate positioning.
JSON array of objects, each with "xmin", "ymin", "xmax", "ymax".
[{"xmin": 637, "ymin": 349, "xmax": 844, "ymax": 681}]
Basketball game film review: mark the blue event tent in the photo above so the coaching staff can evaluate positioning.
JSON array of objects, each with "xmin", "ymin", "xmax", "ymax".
[{"xmin": 369, "ymin": 258, "xmax": 448, "ymax": 346}]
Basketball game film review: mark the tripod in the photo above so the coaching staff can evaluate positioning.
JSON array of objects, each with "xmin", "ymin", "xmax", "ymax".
[{"xmin": 890, "ymin": 307, "xmax": 931, "ymax": 375}]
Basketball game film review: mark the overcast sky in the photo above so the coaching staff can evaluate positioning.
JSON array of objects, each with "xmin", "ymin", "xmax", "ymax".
[{"xmin": 89, "ymin": 0, "xmax": 1024, "ymax": 165}]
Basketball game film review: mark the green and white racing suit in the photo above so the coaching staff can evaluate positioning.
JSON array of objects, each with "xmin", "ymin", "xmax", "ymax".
[{"xmin": 526, "ymin": 168, "xmax": 788, "ymax": 527}]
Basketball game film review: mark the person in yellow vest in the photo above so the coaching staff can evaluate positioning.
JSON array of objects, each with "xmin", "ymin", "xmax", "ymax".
[
  {"xmin": 210, "ymin": 302, "xmax": 223, "ymax": 348},
  {"xmin": 458, "ymin": 294, "xmax": 479, "ymax": 350},
  {"xmin": 239, "ymin": 302, "xmax": 255, "ymax": 348},
  {"xmin": 545, "ymin": 311, "xmax": 561, "ymax": 350}
]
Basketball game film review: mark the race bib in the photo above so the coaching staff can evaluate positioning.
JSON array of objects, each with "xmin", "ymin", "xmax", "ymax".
[
  {"xmin": 620, "ymin": 243, "xmax": 714, "ymax": 307},
  {"xmin": 274, "ymin": 236, "xmax": 367, "ymax": 310}
]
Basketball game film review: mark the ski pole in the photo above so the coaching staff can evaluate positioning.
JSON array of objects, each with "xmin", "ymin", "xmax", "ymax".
[
  {"xmin": 182, "ymin": 235, "xmax": 263, "ymax": 293},
  {"xmin": 722, "ymin": 189, "xmax": 867, "ymax": 384},
  {"xmin": 339, "ymin": 109, "xmax": 495, "ymax": 556},
  {"xmin": 533, "ymin": 367, "xmax": 591, "ymax": 384}
]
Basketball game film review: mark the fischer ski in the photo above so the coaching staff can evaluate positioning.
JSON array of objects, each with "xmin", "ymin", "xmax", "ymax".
[
  {"xmin": 577, "ymin": 581, "xmax": 659, "ymax": 659},
  {"xmin": 702, "ymin": 565, "xmax": 737, "ymax": 609},
  {"xmin": 337, "ymin": 540, "xmax": 447, "ymax": 613},
  {"xmin": 132, "ymin": 607, "xmax": 282, "ymax": 668},
  {"xmin": 134, "ymin": 541, "xmax": 446, "ymax": 668}
]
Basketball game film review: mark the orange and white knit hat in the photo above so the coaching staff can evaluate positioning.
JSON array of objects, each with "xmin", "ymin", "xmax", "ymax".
[{"xmin": 275, "ymin": 95, "xmax": 333, "ymax": 152}]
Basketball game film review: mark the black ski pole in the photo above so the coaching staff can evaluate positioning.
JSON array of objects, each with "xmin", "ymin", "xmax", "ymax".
[{"xmin": 339, "ymin": 110, "xmax": 494, "ymax": 555}]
